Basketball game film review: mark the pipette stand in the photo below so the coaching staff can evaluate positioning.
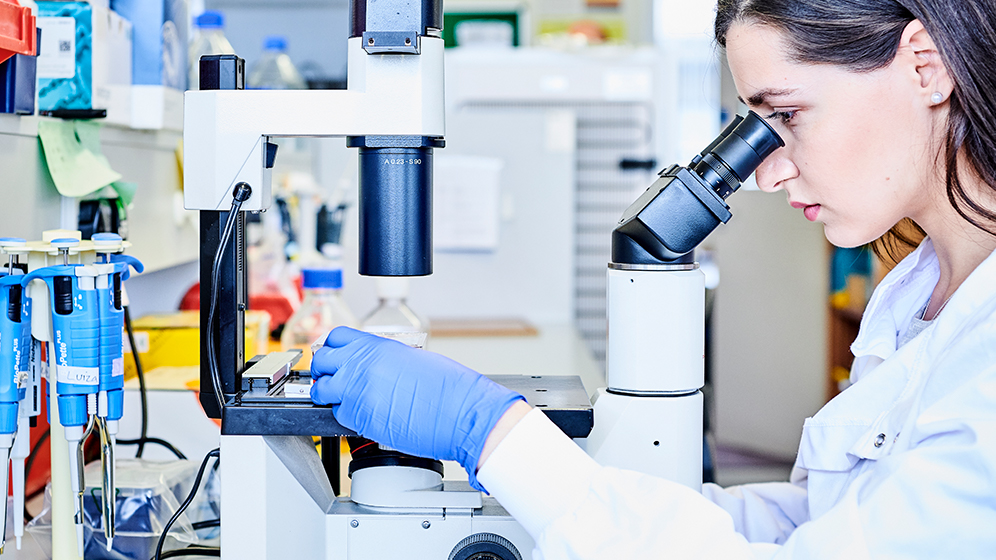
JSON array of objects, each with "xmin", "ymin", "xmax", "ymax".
[{"xmin": 24, "ymin": 240, "xmax": 83, "ymax": 560}]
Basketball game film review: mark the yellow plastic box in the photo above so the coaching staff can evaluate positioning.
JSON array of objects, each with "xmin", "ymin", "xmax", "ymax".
[{"xmin": 123, "ymin": 310, "xmax": 270, "ymax": 379}]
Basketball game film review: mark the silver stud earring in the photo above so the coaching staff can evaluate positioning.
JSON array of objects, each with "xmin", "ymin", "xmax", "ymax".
[{"xmin": 931, "ymin": 92, "xmax": 944, "ymax": 104}]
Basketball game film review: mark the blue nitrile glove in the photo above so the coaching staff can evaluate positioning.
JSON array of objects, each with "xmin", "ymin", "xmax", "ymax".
[{"xmin": 311, "ymin": 327, "xmax": 524, "ymax": 490}]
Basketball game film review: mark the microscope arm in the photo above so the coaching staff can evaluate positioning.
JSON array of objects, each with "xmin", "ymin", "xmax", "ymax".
[{"xmin": 183, "ymin": 36, "xmax": 445, "ymax": 213}]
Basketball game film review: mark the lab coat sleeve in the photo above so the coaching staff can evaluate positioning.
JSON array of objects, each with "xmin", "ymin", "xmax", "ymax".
[
  {"xmin": 479, "ymin": 363, "xmax": 996, "ymax": 559},
  {"xmin": 700, "ymin": 474, "xmax": 809, "ymax": 545},
  {"xmin": 477, "ymin": 409, "xmax": 780, "ymax": 559}
]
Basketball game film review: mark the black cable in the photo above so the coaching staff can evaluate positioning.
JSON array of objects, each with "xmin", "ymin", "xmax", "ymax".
[
  {"xmin": 23, "ymin": 428, "xmax": 50, "ymax": 522},
  {"xmin": 158, "ymin": 546, "xmax": 220, "ymax": 558},
  {"xmin": 191, "ymin": 519, "xmax": 220, "ymax": 530},
  {"xmin": 124, "ymin": 305, "xmax": 189, "ymax": 460},
  {"xmin": 117, "ymin": 437, "xmax": 187, "ymax": 460},
  {"xmin": 206, "ymin": 183, "xmax": 252, "ymax": 414},
  {"xmin": 154, "ymin": 448, "xmax": 220, "ymax": 560},
  {"xmin": 124, "ymin": 306, "xmax": 149, "ymax": 457}
]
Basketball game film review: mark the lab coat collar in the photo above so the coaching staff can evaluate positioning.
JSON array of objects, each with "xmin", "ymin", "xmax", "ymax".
[{"xmin": 849, "ymin": 239, "xmax": 939, "ymax": 370}]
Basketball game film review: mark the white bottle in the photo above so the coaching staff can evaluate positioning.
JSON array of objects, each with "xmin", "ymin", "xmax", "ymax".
[
  {"xmin": 361, "ymin": 278, "xmax": 428, "ymax": 344},
  {"xmin": 247, "ymin": 36, "xmax": 307, "ymax": 90},
  {"xmin": 281, "ymin": 267, "xmax": 358, "ymax": 369},
  {"xmin": 188, "ymin": 11, "xmax": 236, "ymax": 90}
]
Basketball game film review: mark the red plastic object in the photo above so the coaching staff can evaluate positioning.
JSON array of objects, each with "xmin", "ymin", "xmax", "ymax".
[
  {"xmin": 179, "ymin": 282, "xmax": 294, "ymax": 330},
  {"xmin": 0, "ymin": 0, "xmax": 35, "ymax": 66}
]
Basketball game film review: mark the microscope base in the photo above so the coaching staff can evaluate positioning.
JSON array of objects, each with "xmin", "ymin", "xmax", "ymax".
[{"xmin": 221, "ymin": 434, "xmax": 534, "ymax": 560}]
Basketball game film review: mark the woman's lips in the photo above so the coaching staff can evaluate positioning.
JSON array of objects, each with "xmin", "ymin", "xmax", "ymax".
[
  {"xmin": 789, "ymin": 201, "xmax": 820, "ymax": 221},
  {"xmin": 803, "ymin": 204, "xmax": 821, "ymax": 221}
]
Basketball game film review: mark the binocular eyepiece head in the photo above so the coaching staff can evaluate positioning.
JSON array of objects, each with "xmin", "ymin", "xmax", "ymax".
[{"xmin": 611, "ymin": 111, "xmax": 785, "ymax": 265}]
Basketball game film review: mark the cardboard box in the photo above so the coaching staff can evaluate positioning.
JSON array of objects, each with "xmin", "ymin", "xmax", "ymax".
[
  {"xmin": 36, "ymin": 1, "xmax": 132, "ymax": 126},
  {"xmin": 123, "ymin": 310, "xmax": 271, "ymax": 379},
  {"xmin": 111, "ymin": 0, "xmax": 186, "ymax": 130}
]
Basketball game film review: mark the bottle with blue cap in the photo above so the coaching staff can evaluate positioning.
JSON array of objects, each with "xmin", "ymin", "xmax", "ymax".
[
  {"xmin": 280, "ymin": 265, "xmax": 357, "ymax": 369},
  {"xmin": 188, "ymin": 10, "xmax": 235, "ymax": 90},
  {"xmin": 247, "ymin": 35, "xmax": 308, "ymax": 90}
]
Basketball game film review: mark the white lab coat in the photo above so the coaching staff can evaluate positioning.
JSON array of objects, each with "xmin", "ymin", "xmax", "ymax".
[{"xmin": 477, "ymin": 239, "xmax": 996, "ymax": 559}]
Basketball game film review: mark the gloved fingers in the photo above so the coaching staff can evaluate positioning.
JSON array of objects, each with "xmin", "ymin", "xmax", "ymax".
[
  {"xmin": 311, "ymin": 334, "xmax": 367, "ymax": 379},
  {"xmin": 311, "ymin": 374, "xmax": 345, "ymax": 406},
  {"xmin": 311, "ymin": 346, "xmax": 337, "ymax": 380},
  {"xmin": 324, "ymin": 326, "xmax": 369, "ymax": 348}
]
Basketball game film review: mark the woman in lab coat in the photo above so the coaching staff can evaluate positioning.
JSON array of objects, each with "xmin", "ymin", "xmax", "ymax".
[{"xmin": 311, "ymin": 0, "xmax": 996, "ymax": 556}]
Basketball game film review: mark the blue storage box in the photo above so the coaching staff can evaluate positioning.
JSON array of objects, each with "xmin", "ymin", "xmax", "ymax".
[
  {"xmin": 0, "ymin": 28, "xmax": 39, "ymax": 114},
  {"xmin": 111, "ymin": 0, "xmax": 187, "ymax": 130},
  {"xmin": 36, "ymin": 1, "xmax": 132, "ymax": 125}
]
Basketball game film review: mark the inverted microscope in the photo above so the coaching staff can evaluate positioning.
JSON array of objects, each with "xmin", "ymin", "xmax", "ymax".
[{"xmin": 182, "ymin": 0, "xmax": 782, "ymax": 555}]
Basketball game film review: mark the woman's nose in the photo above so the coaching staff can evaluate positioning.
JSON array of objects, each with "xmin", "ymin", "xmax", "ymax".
[{"xmin": 754, "ymin": 148, "xmax": 797, "ymax": 193}]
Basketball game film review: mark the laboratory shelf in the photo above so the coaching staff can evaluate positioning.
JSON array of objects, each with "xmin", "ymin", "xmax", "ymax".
[{"xmin": 0, "ymin": 114, "xmax": 197, "ymax": 273}]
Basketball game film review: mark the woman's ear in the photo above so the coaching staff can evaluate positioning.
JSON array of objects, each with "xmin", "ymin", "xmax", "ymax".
[{"xmin": 900, "ymin": 19, "xmax": 954, "ymax": 105}]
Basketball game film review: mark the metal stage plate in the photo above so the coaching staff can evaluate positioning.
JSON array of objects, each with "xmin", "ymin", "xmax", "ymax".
[{"xmin": 220, "ymin": 374, "xmax": 594, "ymax": 439}]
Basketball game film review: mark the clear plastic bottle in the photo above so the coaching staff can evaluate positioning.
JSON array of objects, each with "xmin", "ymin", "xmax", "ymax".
[
  {"xmin": 188, "ymin": 11, "xmax": 236, "ymax": 91},
  {"xmin": 361, "ymin": 278, "xmax": 428, "ymax": 342},
  {"xmin": 247, "ymin": 36, "xmax": 308, "ymax": 90},
  {"xmin": 281, "ymin": 267, "xmax": 358, "ymax": 369}
]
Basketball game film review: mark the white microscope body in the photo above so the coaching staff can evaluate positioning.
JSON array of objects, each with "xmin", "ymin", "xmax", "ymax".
[{"xmin": 585, "ymin": 263, "xmax": 705, "ymax": 490}]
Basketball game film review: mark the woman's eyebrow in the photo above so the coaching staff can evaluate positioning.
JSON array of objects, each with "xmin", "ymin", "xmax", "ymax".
[{"xmin": 737, "ymin": 88, "xmax": 798, "ymax": 107}]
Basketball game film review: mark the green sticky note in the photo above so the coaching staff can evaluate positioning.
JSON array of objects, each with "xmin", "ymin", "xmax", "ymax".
[
  {"xmin": 73, "ymin": 120, "xmax": 103, "ymax": 155},
  {"xmin": 37, "ymin": 120, "xmax": 121, "ymax": 198},
  {"xmin": 111, "ymin": 181, "xmax": 138, "ymax": 206}
]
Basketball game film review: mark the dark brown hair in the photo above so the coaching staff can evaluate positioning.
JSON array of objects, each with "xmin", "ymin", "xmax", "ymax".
[{"xmin": 715, "ymin": 0, "xmax": 996, "ymax": 265}]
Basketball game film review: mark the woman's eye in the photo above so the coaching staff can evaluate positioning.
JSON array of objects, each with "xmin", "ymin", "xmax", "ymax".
[{"xmin": 765, "ymin": 110, "xmax": 797, "ymax": 124}]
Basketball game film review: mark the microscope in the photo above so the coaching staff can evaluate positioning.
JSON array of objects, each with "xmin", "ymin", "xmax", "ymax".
[
  {"xmin": 184, "ymin": 0, "xmax": 591, "ymax": 558},
  {"xmin": 183, "ymin": 0, "xmax": 782, "ymax": 553}
]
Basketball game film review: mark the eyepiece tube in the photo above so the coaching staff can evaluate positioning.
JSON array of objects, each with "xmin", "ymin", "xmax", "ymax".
[
  {"xmin": 689, "ymin": 115, "xmax": 743, "ymax": 167},
  {"xmin": 693, "ymin": 111, "xmax": 784, "ymax": 199}
]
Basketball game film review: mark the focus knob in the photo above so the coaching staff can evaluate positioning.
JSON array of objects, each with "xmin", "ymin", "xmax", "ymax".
[{"xmin": 448, "ymin": 532, "xmax": 521, "ymax": 560}]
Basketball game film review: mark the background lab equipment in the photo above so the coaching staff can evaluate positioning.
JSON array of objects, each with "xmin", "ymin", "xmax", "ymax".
[{"xmin": 182, "ymin": 0, "xmax": 782, "ymax": 555}]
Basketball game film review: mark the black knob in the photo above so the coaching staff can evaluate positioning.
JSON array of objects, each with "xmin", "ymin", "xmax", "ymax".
[{"xmin": 448, "ymin": 533, "xmax": 522, "ymax": 560}]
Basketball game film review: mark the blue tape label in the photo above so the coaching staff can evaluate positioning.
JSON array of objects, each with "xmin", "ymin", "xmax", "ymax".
[
  {"xmin": 112, "ymin": 357, "xmax": 123, "ymax": 377},
  {"xmin": 56, "ymin": 364, "xmax": 99, "ymax": 386}
]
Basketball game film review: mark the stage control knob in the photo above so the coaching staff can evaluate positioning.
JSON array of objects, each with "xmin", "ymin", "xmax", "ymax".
[{"xmin": 448, "ymin": 532, "xmax": 522, "ymax": 560}]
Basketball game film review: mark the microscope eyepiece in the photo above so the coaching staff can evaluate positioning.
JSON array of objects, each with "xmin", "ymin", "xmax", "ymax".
[
  {"xmin": 693, "ymin": 111, "xmax": 784, "ymax": 199},
  {"xmin": 612, "ymin": 111, "xmax": 785, "ymax": 265}
]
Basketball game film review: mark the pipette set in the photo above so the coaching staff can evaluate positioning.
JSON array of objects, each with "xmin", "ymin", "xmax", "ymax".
[{"xmin": 0, "ymin": 231, "xmax": 142, "ymax": 557}]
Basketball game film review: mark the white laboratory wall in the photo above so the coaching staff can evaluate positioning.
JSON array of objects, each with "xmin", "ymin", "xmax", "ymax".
[
  {"xmin": 124, "ymin": 260, "xmax": 200, "ymax": 318},
  {"xmin": 652, "ymin": 0, "xmax": 715, "ymax": 43},
  {"xmin": 707, "ymin": 192, "xmax": 828, "ymax": 459},
  {"xmin": 0, "ymin": 116, "xmax": 64, "ymax": 239}
]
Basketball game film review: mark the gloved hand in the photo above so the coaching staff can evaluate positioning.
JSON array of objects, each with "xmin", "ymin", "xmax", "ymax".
[{"xmin": 311, "ymin": 326, "xmax": 525, "ymax": 489}]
